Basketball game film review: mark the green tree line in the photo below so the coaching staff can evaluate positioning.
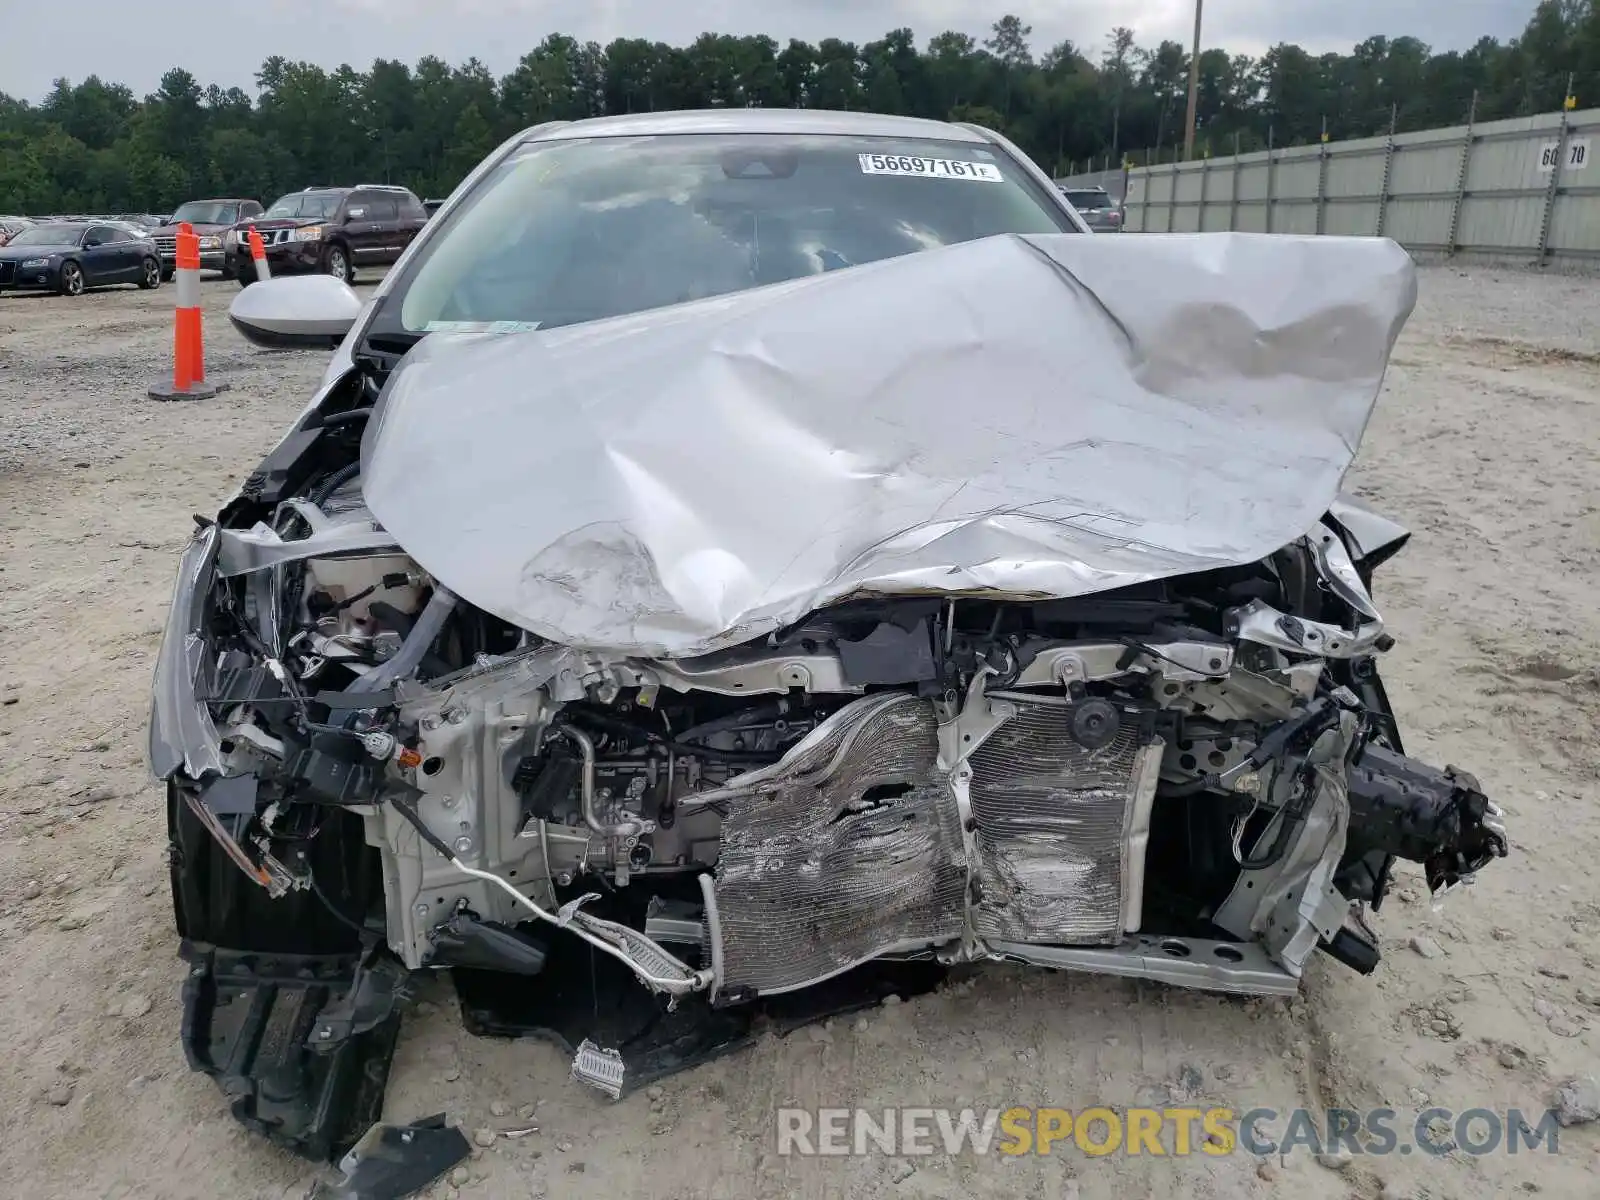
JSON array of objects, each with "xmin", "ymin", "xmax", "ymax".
[{"xmin": 1, "ymin": 2, "xmax": 1596, "ymax": 214}]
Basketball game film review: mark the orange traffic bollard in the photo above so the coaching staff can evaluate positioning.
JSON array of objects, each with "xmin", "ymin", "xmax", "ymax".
[
  {"xmin": 247, "ymin": 228, "xmax": 271, "ymax": 282},
  {"xmin": 148, "ymin": 222, "xmax": 222, "ymax": 401}
]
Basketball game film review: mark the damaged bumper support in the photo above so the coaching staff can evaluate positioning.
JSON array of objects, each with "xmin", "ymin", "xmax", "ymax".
[
  {"xmin": 155, "ymin": 513, "xmax": 1509, "ymax": 1132},
  {"xmin": 399, "ymin": 671, "xmax": 1505, "ymax": 1010}
]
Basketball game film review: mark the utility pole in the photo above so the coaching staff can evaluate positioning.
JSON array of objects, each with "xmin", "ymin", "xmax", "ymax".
[{"xmin": 1182, "ymin": 0, "xmax": 1204, "ymax": 160}]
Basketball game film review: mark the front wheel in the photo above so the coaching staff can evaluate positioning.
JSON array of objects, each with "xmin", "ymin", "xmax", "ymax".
[
  {"xmin": 322, "ymin": 244, "xmax": 352, "ymax": 284},
  {"xmin": 138, "ymin": 256, "xmax": 161, "ymax": 289},
  {"xmin": 58, "ymin": 261, "xmax": 84, "ymax": 297}
]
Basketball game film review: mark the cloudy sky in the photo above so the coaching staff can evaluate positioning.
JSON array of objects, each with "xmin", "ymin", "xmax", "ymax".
[{"xmin": 3, "ymin": 0, "xmax": 1534, "ymax": 102}]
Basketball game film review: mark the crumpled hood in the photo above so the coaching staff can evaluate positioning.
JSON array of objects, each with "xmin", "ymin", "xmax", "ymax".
[{"xmin": 361, "ymin": 232, "xmax": 1416, "ymax": 658}]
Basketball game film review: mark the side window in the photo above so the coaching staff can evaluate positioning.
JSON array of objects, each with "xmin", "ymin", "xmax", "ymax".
[
  {"xmin": 86, "ymin": 225, "xmax": 116, "ymax": 246},
  {"xmin": 243, "ymin": 201, "xmax": 262, "ymax": 217},
  {"xmin": 366, "ymin": 197, "xmax": 398, "ymax": 222},
  {"xmin": 401, "ymin": 194, "xmax": 427, "ymax": 220},
  {"xmin": 342, "ymin": 193, "xmax": 370, "ymax": 220}
]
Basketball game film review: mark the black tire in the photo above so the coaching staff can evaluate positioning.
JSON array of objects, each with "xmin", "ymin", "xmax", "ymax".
[
  {"xmin": 160, "ymin": 265, "xmax": 175, "ymax": 282},
  {"xmin": 322, "ymin": 243, "xmax": 352, "ymax": 284},
  {"xmin": 58, "ymin": 260, "xmax": 84, "ymax": 297},
  {"xmin": 138, "ymin": 256, "xmax": 161, "ymax": 290},
  {"xmin": 237, "ymin": 269, "xmax": 254, "ymax": 289}
]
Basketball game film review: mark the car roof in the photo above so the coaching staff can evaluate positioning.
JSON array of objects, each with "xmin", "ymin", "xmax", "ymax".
[{"xmin": 524, "ymin": 108, "xmax": 993, "ymax": 145}]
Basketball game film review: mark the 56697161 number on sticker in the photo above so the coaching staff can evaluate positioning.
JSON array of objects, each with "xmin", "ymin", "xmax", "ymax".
[{"xmin": 858, "ymin": 153, "xmax": 1003, "ymax": 182}]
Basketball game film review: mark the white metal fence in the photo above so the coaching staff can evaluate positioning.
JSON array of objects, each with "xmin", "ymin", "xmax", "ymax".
[{"xmin": 1123, "ymin": 105, "xmax": 1600, "ymax": 262}]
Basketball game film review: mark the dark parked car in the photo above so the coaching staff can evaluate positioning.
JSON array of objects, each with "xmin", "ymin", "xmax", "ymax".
[
  {"xmin": 152, "ymin": 198, "xmax": 263, "ymax": 279},
  {"xmin": 0, "ymin": 221, "xmax": 161, "ymax": 295},
  {"xmin": 1058, "ymin": 185, "xmax": 1123, "ymax": 231},
  {"xmin": 228, "ymin": 184, "xmax": 428, "ymax": 286}
]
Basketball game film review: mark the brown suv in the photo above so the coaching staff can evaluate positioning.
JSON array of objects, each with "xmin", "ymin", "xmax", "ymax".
[
  {"xmin": 227, "ymin": 185, "xmax": 429, "ymax": 286},
  {"xmin": 153, "ymin": 198, "xmax": 263, "ymax": 278}
]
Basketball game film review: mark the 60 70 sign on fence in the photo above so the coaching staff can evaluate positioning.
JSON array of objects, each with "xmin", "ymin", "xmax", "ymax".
[{"xmin": 1537, "ymin": 137, "xmax": 1590, "ymax": 172}]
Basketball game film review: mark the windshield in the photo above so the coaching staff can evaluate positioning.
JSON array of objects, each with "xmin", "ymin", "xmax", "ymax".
[
  {"xmin": 170, "ymin": 201, "xmax": 240, "ymax": 225},
  {"xmin": 7, "ymin": 224, "xmax": 84, "ymax": 247},
  {"xmin": 1061, "ymin": 190, "xmax": 1111, "ymax": 210},
  {"xmin": 265, "ymin": 193, "xmax": 340, "ymax": 219},
  {"xmin": 389, "ymin": 132, "xmax": 1074, "ymax": 336}
]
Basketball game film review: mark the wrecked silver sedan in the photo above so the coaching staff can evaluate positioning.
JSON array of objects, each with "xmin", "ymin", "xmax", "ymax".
[{"xmin": 149, "ymin": 110, "xmax": 1506, "ymax": 1162}]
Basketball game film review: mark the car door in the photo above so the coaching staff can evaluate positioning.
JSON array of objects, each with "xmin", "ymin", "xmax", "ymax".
[
  {"xmin": 108, "ymin": 225, "xmax": 146, "ymax": 279},
  {"xmin": 339, "ymin": 193, "xmax": 387, "ymax": 263},
  {"xmin": 80, "ymin": 225, "xmax": 125, "ymax": 284},
  {"xmin": 364, "ymin": 196, "xmax": 404, "ymax": 262},
  {"xmin": 394, "ymin": 193, "xmax": 430, "ymax": 260}
]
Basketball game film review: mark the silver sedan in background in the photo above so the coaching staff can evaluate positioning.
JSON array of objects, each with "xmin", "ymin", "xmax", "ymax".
[{"xmin": 1059, "ymin": 185, "xmax": 1123, "ymax": 231}]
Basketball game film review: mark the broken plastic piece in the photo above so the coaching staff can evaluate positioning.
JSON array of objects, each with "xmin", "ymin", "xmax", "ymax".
[
  {"xmin": 180, "ymin": 943, "xmax": 401, "ymax": 1161},
  {"xmin": 308, "ymin": 1113, "xmax": 471, "ymax": 1200},
  {"xmin": 309, "ymin": 952, "xmax": 407, "ymax": 1049},
  {"xmin": 570, "ymin": 1038, "xmax": 626, "ymax": 1099},
  {"xmin": 429, "ymin": 913, "xmax": 548, "ymax": 976}
]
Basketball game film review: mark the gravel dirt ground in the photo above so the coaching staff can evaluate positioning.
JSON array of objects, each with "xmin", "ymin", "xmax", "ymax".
[{"xmin": 1, "ymin": 263, "xmax": 1597, "ymax": 1200}]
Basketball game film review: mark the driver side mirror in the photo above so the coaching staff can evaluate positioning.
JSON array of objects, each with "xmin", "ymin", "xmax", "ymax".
[{"xmin": 229, "ymin": 275, "xmax": 363, "ymax": 350}]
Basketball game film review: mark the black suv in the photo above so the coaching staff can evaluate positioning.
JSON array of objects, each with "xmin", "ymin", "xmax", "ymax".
[{"xmin": 227, "ymin": 185, "xmax": 429, "ymax": 286}]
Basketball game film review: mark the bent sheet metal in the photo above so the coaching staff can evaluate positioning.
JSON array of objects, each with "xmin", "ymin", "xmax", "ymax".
[{"xmin": 362, "ymin": 230, "xmax": 1416, "ymax": 657}]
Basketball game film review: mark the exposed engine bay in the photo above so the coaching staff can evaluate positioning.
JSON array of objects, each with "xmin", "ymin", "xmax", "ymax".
[{"xmin": 161, "ymin": 459, "xmax": 1507, "ymax": 1026}]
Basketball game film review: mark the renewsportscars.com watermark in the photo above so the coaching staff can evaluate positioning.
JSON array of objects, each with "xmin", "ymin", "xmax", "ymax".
[{"xmin": 776, "ymin": 1106, "xmax": 1570, "ymax": 1159}]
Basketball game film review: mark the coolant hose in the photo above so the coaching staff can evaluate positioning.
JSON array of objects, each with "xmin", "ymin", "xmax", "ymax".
[{"xmin": 348, "ymin": 585, "xmax": 458, "ymax": 692}]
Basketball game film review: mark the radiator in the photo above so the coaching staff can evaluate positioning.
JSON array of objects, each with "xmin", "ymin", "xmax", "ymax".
[
  {"xmin": 968, "ymin": 705, "xmax": 1162, "ymax": 945},
  {"xmin": 711, "ymin": 694, "xmax": 967, "ymax": 996},
  {"xmin": 708, "ymin": 693, "xmax": 1162, "ymax": 996}
]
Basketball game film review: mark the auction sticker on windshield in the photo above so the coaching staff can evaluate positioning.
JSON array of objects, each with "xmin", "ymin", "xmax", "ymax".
[{"xmin": 858, "ymin": 153, "xmax": 1003, "ymax": 182}]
